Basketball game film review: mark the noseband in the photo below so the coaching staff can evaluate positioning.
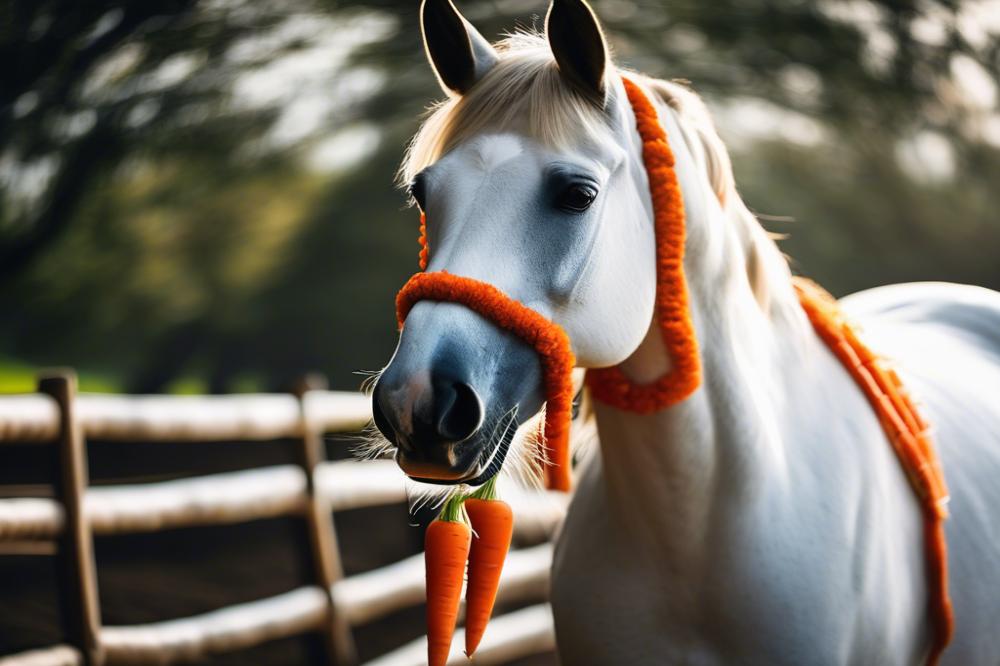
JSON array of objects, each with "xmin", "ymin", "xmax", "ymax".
[{"xmin": 396, "ymin": 270, "xmax": 576, "ymax": 490}]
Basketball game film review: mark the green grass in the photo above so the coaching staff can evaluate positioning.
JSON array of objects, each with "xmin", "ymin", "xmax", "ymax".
[
  {"xmin": 0, "ymin": 358, "xmax": 266, "ymax": 395},
  {"xmin": 0, "ymin": 359, "xmax": 34, "ymax": 393},
  {"xmin": 0, "ymin": 358, "xmax": 123, "ymax": 394},
  {"xmin": 163, "ymin": 376, "xmax": 209, "ymax": 395}
]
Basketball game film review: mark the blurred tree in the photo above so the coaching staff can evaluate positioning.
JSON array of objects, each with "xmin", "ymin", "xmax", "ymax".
[
  {"xmin": 2, "ymin": 0, "xmax": 998, "ymax": 392},
  {"xmin": 734, "ymin": 133, "xmax": 1000, "ymax": 294},
  {"xmin": 0, "ymin": 0, "xmax": 397, "ymax": 390},
  {"xmin": 2, "ymin": 0, "xmax": 218, "ymax": 278}
]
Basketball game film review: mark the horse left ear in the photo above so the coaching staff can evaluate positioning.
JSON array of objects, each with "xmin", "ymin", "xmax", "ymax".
[
  {"xmin": 545, "ymin": 0, "xmax": 609, "ymax": 101},
  {"xmin": 421, "ymin": 0, "xmax": 499, "ymax": 96}
]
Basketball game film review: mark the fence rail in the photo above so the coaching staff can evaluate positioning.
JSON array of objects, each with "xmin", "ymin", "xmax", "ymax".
[
  {"xmin": 0, "ymin": 391, "xmax": 372, "ymax": 444},
  {"xmin": 0, "ymin": 546, "xmax": 552, "ymax": 666},
  {"xmin": 0, "ymin": 373, "xmax": 565, "ymax": 666},
  {"xmin": 0, "ymin": 461, "xmax": 567, "ymax": 541}
]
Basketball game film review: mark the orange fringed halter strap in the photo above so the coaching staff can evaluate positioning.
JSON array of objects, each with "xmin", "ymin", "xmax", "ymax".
[
  {"xmin": 794, "ymin": 277, "xmax": 953, "ymax": 664},
  {"xmin": 585, "ymin": 77, "xmax": 702, "ymax": 412},
  {"xmin": 396, "ymin": 272, "xmax": 576, "ymax": 491},
  {"xmin": 418, "ymin": 212, "xmax": 429, "ymax": 271}
]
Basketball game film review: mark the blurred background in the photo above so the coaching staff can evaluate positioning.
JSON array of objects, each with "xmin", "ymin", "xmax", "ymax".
[
  {"xmin": 2, "ymin": 2, "xmax": 999, "ymax": 665},
  {"xmin": 2, "ymin": 0, "xmax": 999, "ymax": 394}
]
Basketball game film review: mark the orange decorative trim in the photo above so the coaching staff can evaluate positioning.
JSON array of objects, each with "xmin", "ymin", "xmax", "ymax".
[
  {"xmin": 794, "ymin": 277, "xmax": 952, "ymax": 664},
  {"xmin": 585, "ymin": 77, "xmax": 702, "ymax": 413},
  {"xmin": 418, "ymin": 211, "xmax": 429, "ymax": 271},
  {"xmin": 396, "ymin": 271, "xmax": 576, "ymax": 491}
]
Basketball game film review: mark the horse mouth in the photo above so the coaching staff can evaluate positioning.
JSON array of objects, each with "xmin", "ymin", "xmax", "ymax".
[{"xmin": 400, "ymin": 409, "xmax": 519, "ymax": 487}]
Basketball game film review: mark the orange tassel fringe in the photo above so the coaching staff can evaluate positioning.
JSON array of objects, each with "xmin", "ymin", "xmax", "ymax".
[
  {"xmin": 418, "ymin": 212, "xmax": 429, "ymax": 271},
  {"xmin": 585, "ymin": 77, "xmax": 702, "ymax": 412},
  {"xmin": 794, "ymin": 277, "xmax": 952, "ymax": 664},
  {"xmin": 396, "ymin": 272, "xmax": 576, "ymax": 491}
]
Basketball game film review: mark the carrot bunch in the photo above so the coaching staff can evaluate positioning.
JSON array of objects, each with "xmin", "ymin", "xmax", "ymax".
[{"xmin": 424, "ymin": 478, "xmax": 514, "ymax": 665}]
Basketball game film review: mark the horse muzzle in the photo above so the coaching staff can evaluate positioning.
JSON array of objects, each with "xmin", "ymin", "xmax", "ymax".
[
  {"xmin": 372, "ymin": 369, "xmax": 486, "ymax": 482},
  {"xmin": 372, "ymin": 300, "xmax": 544, "ymax": 485}
]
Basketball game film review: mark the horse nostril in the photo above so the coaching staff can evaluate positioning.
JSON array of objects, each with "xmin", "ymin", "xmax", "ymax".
[{"xmin": 433, "ymin": 379, "xmax": 483, "ymax": 442}]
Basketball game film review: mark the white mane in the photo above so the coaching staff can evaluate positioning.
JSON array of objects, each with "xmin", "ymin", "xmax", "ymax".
[{"xmin": 636, "ymin": 75, "xmax": 794, "ymax": 313}]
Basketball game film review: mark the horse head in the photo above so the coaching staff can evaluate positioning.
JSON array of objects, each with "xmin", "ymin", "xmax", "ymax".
[{"xmin": 372, "ymin": 0, "xmax": 681, "ymax": 485}]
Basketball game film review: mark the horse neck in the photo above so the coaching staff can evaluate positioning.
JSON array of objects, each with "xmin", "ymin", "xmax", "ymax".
[{"xmin": 591, "ymin": 100, "xmax": 810, "ymax": 552}]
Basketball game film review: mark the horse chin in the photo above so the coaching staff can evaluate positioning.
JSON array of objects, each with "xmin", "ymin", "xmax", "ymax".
[{"xmin": 399, "ymin": 408, "xmax": 519, "ymax": 487}]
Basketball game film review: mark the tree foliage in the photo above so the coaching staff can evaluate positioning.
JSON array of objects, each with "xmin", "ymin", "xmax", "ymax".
[{"xmin": 2, "ymin": 0, "xmax": 999, "ymax": 391}]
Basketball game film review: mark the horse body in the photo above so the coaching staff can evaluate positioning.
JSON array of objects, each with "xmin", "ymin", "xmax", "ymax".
[
  {"xmin": 376, "ymin": 1, "xmax": 1000, "ymax": 662},
  {"xmin": 554, "ymin": 276, "xmax": 1000, "ymax": 665}
]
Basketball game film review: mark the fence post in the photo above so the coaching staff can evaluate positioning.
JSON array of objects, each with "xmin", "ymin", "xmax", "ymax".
[
  {"xmin": 38, "ymin": 370, "xmax": 104, "ymax": 666},
  {"xmin": 293, "ymin": 374, "xmax": 357, "ymax": 666}
]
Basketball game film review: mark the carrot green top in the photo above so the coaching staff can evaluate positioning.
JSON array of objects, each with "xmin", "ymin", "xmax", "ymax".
[{"xmin": 436, "ymin": 492, "xmax": 467, "ymax": 524}]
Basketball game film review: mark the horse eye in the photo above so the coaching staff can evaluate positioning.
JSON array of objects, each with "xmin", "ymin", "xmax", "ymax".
[
  {"xmin": 557, "ymin": 184, "xmax": 598, "ymax": 213},
  {"xmin": 409, "ymin": 174, "xmax": 427, "ymax": 210}
]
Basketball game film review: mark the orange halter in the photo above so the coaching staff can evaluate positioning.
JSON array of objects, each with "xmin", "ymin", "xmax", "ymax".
[
  {"xmin": 584, "ymin": 77, "xmax": 701, "ymax": 411},
  {"xmin": 397, "ymin": 77, "xmax": 700, "ymax": 490},
  {"xmin": 395, "ymin": 77, "xmax": 951, "ymax": 660}
]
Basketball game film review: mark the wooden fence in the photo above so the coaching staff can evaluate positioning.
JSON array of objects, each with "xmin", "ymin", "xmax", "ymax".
[{"xmin": 0, "ymin": 371, "xmax": 568, "ymax": 666}]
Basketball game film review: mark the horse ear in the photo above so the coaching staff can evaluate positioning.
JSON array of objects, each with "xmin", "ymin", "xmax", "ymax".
[
  {"xmin": 420, "ymin": 0, "xmax": 499, "ymax": 96},
  {"xmin": 545, "ymin": 0, "xmax": 609, "ymax": 100}
]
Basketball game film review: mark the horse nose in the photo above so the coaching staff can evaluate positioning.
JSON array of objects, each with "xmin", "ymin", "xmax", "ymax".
[{"xmin": 372, "ymin": 371, "xmax": 484, "ymax": 478}]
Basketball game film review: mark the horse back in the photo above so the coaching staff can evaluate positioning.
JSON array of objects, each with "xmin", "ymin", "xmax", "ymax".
[{"xmin": 842, "ymin": 281, "xmax": 1000, "ymax": 664}]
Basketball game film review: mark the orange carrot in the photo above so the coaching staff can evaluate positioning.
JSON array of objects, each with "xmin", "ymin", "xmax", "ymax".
[
  {"xmin": 464, "ymin": 478, "xmax": 514, "ymax": 657},
  {"xmin": 425, "ymin": 495, "xmax": 471, "ymax": 666}
]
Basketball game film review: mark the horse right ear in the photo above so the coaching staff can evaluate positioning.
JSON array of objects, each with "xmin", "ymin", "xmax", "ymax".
[
  {"xmin": 546, "ymin": 0, "xmax": 609, "ymax": 101},
  {"xmin": 421, "ymin": 0, "xmax": 499, "ymax": 96}
]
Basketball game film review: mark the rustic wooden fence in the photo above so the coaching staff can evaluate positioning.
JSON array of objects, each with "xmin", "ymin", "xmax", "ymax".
[{"xmin": 0, "ymin": 371, "xmax": 568, "ymax": 666}]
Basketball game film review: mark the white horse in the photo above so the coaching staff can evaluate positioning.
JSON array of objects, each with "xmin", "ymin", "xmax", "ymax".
[{"xmin": 371, "ymin": 0, "xmax": 1000, "ymax": 663}]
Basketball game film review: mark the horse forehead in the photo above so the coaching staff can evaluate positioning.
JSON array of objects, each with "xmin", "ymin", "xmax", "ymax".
[
  {"xmin": 456, "ymin": 134, "xmax": 531, "ymax": 173},
  {"xmin": 451, "ymin": 134, "xmax": 617, "ymax": 191}
]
